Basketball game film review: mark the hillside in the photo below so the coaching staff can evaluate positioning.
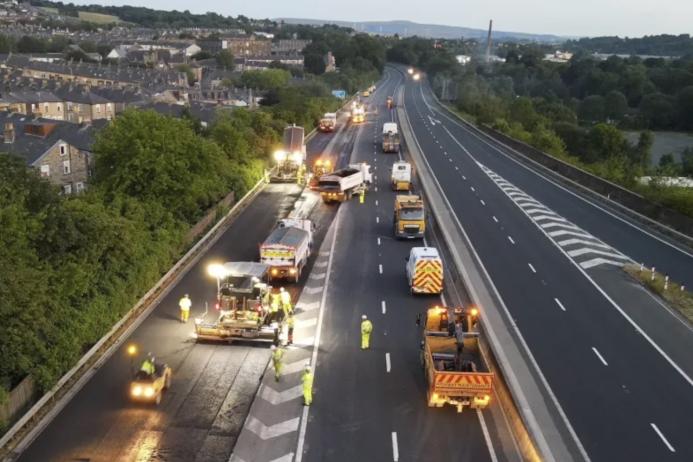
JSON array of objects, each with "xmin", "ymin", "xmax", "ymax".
[{"xmin": 277, "ymin": 18, "xmax": 567, "ymax": 43}]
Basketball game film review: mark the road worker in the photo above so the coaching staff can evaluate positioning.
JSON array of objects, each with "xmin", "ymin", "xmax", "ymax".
[
  {"xmin": 270, "ymin": 291, "xmax": 281, "ymax": 323},
  {"xmin": 286, "ymin": 313, "xmax": 295, "ymax": 345},
  {"xmin": 140, "ymin": 353, "xmax": 156, "ymax": 377},
  {"xmin": 179, "ymin": 294, "xmax": 192, "ymax": 323},
  {"xmin": 359, "ymin": 188, "xmax": 365, "ymax": 204},
  {"xmin": 302, "ymin": 363, "xmax": 314, "ymax": 406},
  {"xmin": 271, "ymin": 345, "xmax": 284, "ymax": 381},
  {"xmin": 361, "ymin": 314, "xmax": 373, "ymax": 350},
  {"xmin": 280, "ymin": 287, "xmax": 292, "ymax": 317}
]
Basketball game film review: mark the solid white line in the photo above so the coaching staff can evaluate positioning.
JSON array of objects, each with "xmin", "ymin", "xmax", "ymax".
[
  {"xmin": 477, "ymin": 409, "xmax": 499, "ymax": 462},
  {"xmin": 591, "ymin": 347, "xmax": 608, "ymax": 366},
  {"xmin": 385, "ymin": 353, "xmax": 391, "ymax": 372},
  {"xmin": 376, "ymin": 216, "xmax": 380, "ymax": 224},
  {"xmin": 377, "ymin": 237, "xmax": 381, "ymax": 246},
  {"xmin": 480, "ymin": 199, "xmax": 486, "ymax": 206},
  {"xmin": 508, "ymin": 236, "xmax": 515, "ymax": 244},
  {"xmin": 379, "ymin": 264, "xmax": 383, "ymax": 274},
  {"xmin": 391, "ymin": 432, "xmax": 399, "ymax": 461},
  {"xmin": 381, "ymin": 300, "xmax": 386, "ymax": 314},
  {"xmin": 492, "ymin": 216, "xmax": 499, "ymax": 223},
  {"xmin": 554, "ymin": 298, "xmax": 567, "ymax": 312},
  {"xmin": 528, "ymin": 263, "xmax": 536, "ymax": 273},
  {"xmin": 650, "ymin": 423, "xmax": 676, "ymax": 452},
  {"xmin": 295, "ymin": 205, "xmax": 343, "ymax": 462}
]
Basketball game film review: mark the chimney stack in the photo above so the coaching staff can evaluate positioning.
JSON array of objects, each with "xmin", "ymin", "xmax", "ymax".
[
  {"xmin": 486, "ymin": 20, "xmax": 493, "ymax": 64},
  {"xmin": 4, "ymin": 122, "xmax": 15, "ymax": 143}
]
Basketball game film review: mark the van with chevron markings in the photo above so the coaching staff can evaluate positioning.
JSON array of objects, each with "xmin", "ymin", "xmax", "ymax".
[{"xmin": 405, "ymin": 247, "xmax": 444, "ymax": 295}]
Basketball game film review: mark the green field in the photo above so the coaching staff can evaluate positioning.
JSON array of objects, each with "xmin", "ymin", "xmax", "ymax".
[
  {"xmin": 78, "ymin": 11, "xmax": 120, "ymax": 24},
  {"xmin": 37, "ymin": 6, "xmax": 59, "ymax": 15}
]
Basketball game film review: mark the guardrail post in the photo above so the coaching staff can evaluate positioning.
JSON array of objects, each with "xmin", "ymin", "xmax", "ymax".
[
  {"xmin": 651, "ymin": 266, "xmax": 656, "ymax": 281},
  {"xmin": 664, "ymin": 275, "xmax": 669, "ymax": 291}
]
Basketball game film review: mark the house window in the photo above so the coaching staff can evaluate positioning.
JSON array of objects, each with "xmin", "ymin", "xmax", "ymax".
[
  {"xmin": 96, "ymin": 105, "xmax": 101, "ymax": 114},
  {"xmin": 63, "ymin": 184, "xmax": 72, "ymax": 194},
  {"xmin": 40, "ymin": 164, "xmax": 50, "ymax": 177},
  {"xmin": 44, "ymin": 104, "xmax": 48, "ymax": 113},
  {"xmin": 59, "ymin": 144, "xmax": 67, "ymax": 156},
  {"xmin": 75, "ymin": 182, "xmax": 84, "ymax": 193},
  {"xmin": 63, "ymin": 160, "xmax": 71, "ymax": 175}
]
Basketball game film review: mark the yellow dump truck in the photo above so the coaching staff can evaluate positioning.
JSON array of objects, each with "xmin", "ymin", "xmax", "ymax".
[
  {"xmin": 418, "ymin": 306, "xmax": 493, "ymax": 412},
  {"xmin": 394, "ymin": 195, "xmax": 425, "ymax": 239}
]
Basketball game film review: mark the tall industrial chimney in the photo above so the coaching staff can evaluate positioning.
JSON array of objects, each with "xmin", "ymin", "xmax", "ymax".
[{"xmin": 485, "ymin": 20, "xmax": 493, "ymax": 63}]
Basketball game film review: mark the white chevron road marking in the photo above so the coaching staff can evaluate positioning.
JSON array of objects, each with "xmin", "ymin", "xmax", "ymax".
[
  {"xmin": 245, "ymin": 416, "xmax": 300, "ymax": 440},
  {"xmin": 303, "ymin": 286, "xmax": 323, "ymax": 295},
  {"xmin": 258, "ymin": 384, "xmax": 304, "ymax": 405},
  {"xmin": 579, "ymin": 258, "xmax": 626, "ymax": 269},
  {"xmin": 557, "ymin": 238, "xmax": 612, "ymax": 249},
  {"xmin": 568, "ymin": 248, "xmax": 630, "ymax": 260}
]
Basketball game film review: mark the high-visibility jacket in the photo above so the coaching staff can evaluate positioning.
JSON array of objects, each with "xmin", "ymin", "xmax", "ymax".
[
  {"xmin": 361, "ymin": 320, "xmax": 373, "ymax": 335},
  {"xmin": 179, "ymin": 296, "xmax": 191, "ymax": 311},
  {"xmin": 302, "ymin": 371, "xmax": 314, "ymax": 392},
  {"xmin": 270, "ymin": 294, "xmax": 281, "ymax": 312},
  {"xmin": 140, "ymin": 359, "xmax": 155, "ymax": 375},
  {"xmin": 287, "ymin": 316, "xmax": 295, "ymax": 328},
  {"xmin": 280, "ymin": 291, "xmax": 291, "ymax": 305},
  {"xmin": 272, "ymin": 348, "xmax": 284, "ymax": 364}
]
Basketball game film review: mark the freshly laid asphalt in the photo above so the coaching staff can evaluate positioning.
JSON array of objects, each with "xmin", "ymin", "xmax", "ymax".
[{"xmin": 400, "ymin": 66, "xmax": 693, "ymax": 461}]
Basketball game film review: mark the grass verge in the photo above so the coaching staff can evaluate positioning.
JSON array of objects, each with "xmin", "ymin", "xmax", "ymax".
[{"xmin": 623, "ymin": 263, "xmax": 693, "ymax": 323}]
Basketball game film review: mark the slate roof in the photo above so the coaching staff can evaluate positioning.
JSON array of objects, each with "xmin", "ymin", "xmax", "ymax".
[{"xmin": 0, "ymin": 112, "xmax": 105, "ymax": 165}]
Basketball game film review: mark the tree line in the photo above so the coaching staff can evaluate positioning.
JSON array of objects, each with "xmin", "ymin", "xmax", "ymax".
[{"xmin": 388, "ymin": 37, "xmax": 693, "ymax": 217}]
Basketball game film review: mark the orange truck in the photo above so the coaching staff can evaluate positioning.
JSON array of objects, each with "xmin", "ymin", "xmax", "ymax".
[{"xmin": 418, "ymin": 306, "xmax": 494, "ymax": 412}]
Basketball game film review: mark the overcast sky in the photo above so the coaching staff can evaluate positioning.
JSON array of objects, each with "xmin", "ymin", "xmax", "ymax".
[{"xmin": 77, "ymin": 1, "xmax": 691, "ymax": 37}]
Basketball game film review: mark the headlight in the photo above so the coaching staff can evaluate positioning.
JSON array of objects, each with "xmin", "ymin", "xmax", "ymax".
[
  {"xmin": 144, "ymin": 387, "xmax": 155, "ymax": 398},
  {"xmin": 408, "ymin": 68, "xmax": 414, "ymax": 74},
  {"xmin": 413, "ymin": 73, "xmax": 421, "ymax": 81},
  {"xmin": 315, "ymin": 159, "xmax": 322, "ymax": 166},
  {"xmin": 291, "ymin": 152, "xmax": 303, "ymax": 164},
  {"xmin": 273, "ymin": 150, "xmax": 287, "ymax": 162},
  {"xmin": 131, "ymin": 385, "xmax": 142, "ymax": 397},
  {"xmin": 271, "ymin": 269, "xmax": 278, "ymax": 275},
  {"xmin": 289, "ymin": 268, "xmax": 297, "ymax": 274}
]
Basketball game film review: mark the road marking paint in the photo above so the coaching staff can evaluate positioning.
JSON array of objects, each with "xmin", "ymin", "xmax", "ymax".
[
  {"xmin": 377, "ymin": 237, "xmax": 381, "ymax": 246},
  {"xmin": 376, "ymin": 216, "xmax": 380, "ymax": 223},
  {"xmin": 385, "ymin": 353, "xmax": 391, "ymax": 372},
  {"xmin": 477, "ymin": 409, "xmax": 499, "ymax": 462},
  {"xmin": 567, "ymin": 248, "xmax": 629, "ymax": 259},
  {"xmin": 554, "ymin": 298, "xmax": 567, "ymax": 312},
  {"xmin": 557, "ymin": 238, "xmax": 612, "ymax": 249},
  {"xmin": 379, "ymin": 264, "xmax": 383, "ymax": 274},
  {"xmin": 480, "ymin": 199, "xmax": 486, "ymax": 206},
  {"xmin": 245, "ymin": 416, "xmax": 300, "ymax": 440},
  {"xmin": 579, "ymin": 257, "xmax": 625, "ymax": 269},
  {"xmin": 391, "ymin": 432, "xmax": 399, "ymax": 461},
  {"xmin": 381, "ymin": 300, "xmax": 386, "ymax": 314},
  {"xmin": 540, "ymin": 222, "xmax": 581, "ymax": 230},
  {"xmin": 455, "ymin": 166, "xmax": 459, "ymax": 170},
  {"xmin": 375, "ymin": 200, "xmax": 379, "ymax": 206},
  {"xmin": 591, "ymin": 347, "xmax": 608, "ymax": 366},
  {"xmin": 507, "ymin": 236, "xmax": 515, "ymax": 244},
  {"xmin": 650, "ymin": 423, "xmax": 676, "ymax": 452},
  {"xmin": 528, "ymin": 263, "xmax": 536, "ymax": 273},
  {"xmin": 492, "ymin": 216, "xmax": 498, "ymax": 223},
  {"xmin": 547, "ymin": 229, "xmax": 594, "ymax": 239},
  {"xmin": 375, "ymin": 186, "xmax": 379, "ymax": 192},
  {"xmin": 462, "ymin": 175, "xmax": 467, "ymax": 180},
  {"xmin": 470, "ymin": 186, "xmax": 475, "ymax": 192}
]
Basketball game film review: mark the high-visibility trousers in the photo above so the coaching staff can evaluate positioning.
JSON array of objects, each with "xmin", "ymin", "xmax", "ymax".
[
  {"xmin": 180, "ymin": 307, "xmax": 190, "ymax": 322},
  {"xmin": 273, "ymin": 360, "xmax": 283, "ymax": 380},
  {"xmin": 303, "ymin": 384, "xmax": 312, "ymax": 405},
  {"xmin": 361, "ymin": 332, "xmax": 371, "ymax": 349}
]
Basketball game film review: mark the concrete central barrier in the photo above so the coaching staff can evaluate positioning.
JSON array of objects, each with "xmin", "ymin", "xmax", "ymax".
[{"xmin": 396, "ymin": 84, "xmax": 587, "ymax": 462}]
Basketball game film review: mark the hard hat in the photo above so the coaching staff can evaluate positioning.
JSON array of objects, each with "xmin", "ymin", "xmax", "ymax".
[
  {"xmin": 361, "ymin": 314, "xmax": 367, "ymax": 320},
  {"xmin": 271, "ymin": 345, "xmax": 276, "ymax": 350},
  {"xmin": 280, "ymin": 287, "xmax": 285, "ymax": 292},
  {"xmin": 304, "ymin": 362, "xmax": 311, "ymax": 371},
  {"xmin": 185, "ymin": 293, "xmax": 189, "ymax": 298}
]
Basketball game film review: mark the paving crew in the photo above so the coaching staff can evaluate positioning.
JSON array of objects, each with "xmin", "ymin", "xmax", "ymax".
[
  {"xmin": 179, "ymin": 294, "xmax": 192, "ymax": 323},
  {"xmin": 286, "ymin": 313, "xmax": 295, "ymax": 345},
  {"xmin": 302, "ymin": 363, "xmax": 314, "ymax": 406},
  {"xmin": 271, "ymin": 345, "xmax": 284, "ymax": 381},
  {"xmin": 359, "ymin": 188, "xmax": 365, "ymax": 204},
  {"xmin": 140, "ymin": 353, "xmax": 156, "ymax": 376},
  {"xmin": 280, "ymin": 287, "xmax": 292, "ymax": 318},
  {"xmin": 361, "ymin": 314, "xmax": 373, "ymax": 350}
]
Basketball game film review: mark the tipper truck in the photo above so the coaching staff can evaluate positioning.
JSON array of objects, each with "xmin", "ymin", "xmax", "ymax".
[
  {"xmin": 195, "ymin": 262, "xmax": 280, "ymax": 344},
  {"xmin": 308, "ymin": 158, "xmax": 334, "ymax": 190},
  {"xmin": 319, "ymin": 113, "xmax": 337, "ymax": 132},
  {"xmin": 394, "ymin": 194, "xmax": 425, "ymax": 239},
  {"xmin": 271, "ymin": 125, "xmax": 307, "ymax": 183},
  {"xmin": 260, "ymin": 218, "xmax": 314, "ymax": 282},
  {"xmin": 382, "ymin": 122, "xmax": 400, "ymax": 153},
  {"xmin": 391, "ymin": 160, "xmax": 412, "ymax": 191},
  {"xmin": 418, "ymin": 305, "xmax": 494, "ymax": 412},
  {"xmin": 318, "ymin": 163, "xmax": 372, "ymax": 203},
  {"xmin": 351, "ymin": 104, "xmax": 366, "ymax": 124}
]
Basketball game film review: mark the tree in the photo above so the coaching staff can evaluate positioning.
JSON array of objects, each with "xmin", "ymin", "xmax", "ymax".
[
  {"xmin": 16, "ymin": 35, "xmax": 47, "ymax": 53},
  {"xmin": 508, "ymin": 97, "xmax": 540, "ymax": 130},
  {"xmin": 216, "ymin": 49, "xmax": 234, "ymax": 70},
  {"xmin": 240, "ymin": 69, "xmax": 291, "ymax": 91},
  {"xmin": 604, "ymin": 90, "xmax": 628, "ymax": 122},
  {"xmin": 630, "ymin": 131, "xmax": 654, "ymax": 167},
  {"xmin": 585, "ymin": 123, "xmax": 629, "ymax": 163},
  {"xmin": 639, "ymin": 92, "xmax": 675, "ymax": 129},
  {"xmin": 676, "ymin": 86, "xmax": 693, "ymax": 130},
  {"xmin": 579, "ymin": 95, "xmax": 606, "ymax": 123},
  {"xmin": 681, "ymin": 148, "xmax": 693, "ymax": 176}
]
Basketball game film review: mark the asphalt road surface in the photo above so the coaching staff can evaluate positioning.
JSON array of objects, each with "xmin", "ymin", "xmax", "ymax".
[
  {"xmin": 298, "ymin": 68, "xmax": 514, "ymax": 462},
  {"xmin": 399, "ymin": 65, "xmax": 693, "ymax": 461},
  {"xmin": 16, "ymin": 113, "xmax": 352, "ymax": 462}
]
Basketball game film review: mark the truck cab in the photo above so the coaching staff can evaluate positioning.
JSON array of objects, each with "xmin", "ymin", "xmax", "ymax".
[
  {"xmin": 271, "ymin": 125, "xmax": 307, "ymax": 184},
  {"xmin": 382, "ymin": 122, "xmax": 400, "ymax": 153},
  {"xmin": 406, "ymin": 247, "xmax": 443, "ymax": 294},
  {"xmin": 394, "ymin": 195, "xmax": 425, "ymax": 239},
  {"xmin": 391, "ymin": 161, "xmax": 412, "ymax": 191},
  {"xmin": 319, "ymin": 113, "xmax": 337, "ymax": 132}
]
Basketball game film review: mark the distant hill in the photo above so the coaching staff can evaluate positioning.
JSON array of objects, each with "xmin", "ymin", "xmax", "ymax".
[{"xmin": 277, "ymin": 18, "xmax": 567, "ymax": 43}]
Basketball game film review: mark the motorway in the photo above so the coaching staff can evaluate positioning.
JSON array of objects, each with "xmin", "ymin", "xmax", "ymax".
[
  {"xmin": 399, "ymin": 65, "xmax": 693, "ymax": 461},
  {"xmin": 298, "ymin": 69, "xmax": 514, "ymax": 462},
  {"xmin": 15, "ymin": 114, "xmax": 347, "ymax": 462}
]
